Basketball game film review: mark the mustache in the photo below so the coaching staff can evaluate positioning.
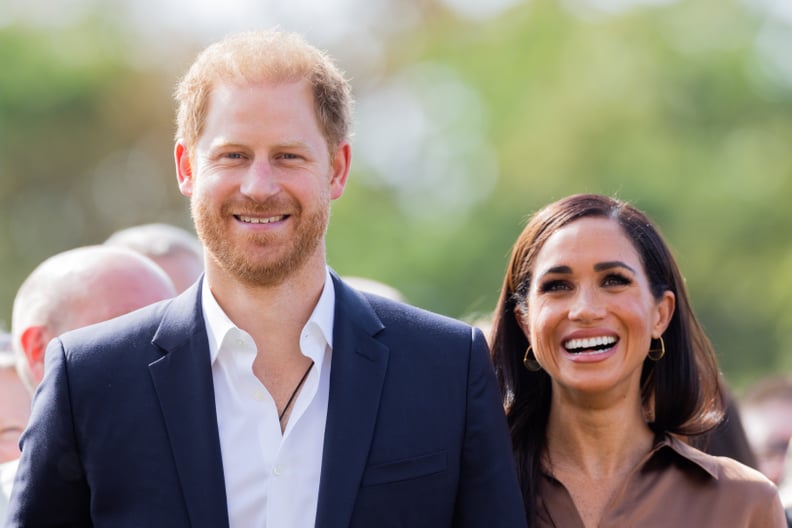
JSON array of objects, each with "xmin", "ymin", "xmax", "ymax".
[{"xmin": 221, "ymin": 196, "xmax": 298, "ymax": 216}]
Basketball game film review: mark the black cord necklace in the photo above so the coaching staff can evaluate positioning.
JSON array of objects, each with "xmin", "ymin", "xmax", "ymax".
[{"xmin": 279, "ymin": 361, "xmax": 314, "ymax": 423}]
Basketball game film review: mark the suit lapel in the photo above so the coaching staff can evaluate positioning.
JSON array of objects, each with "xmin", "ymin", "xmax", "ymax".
[
  {"xmin": 148, "ymin": 281, "xmax": 230, "ymax": 528},
  {"xmin": 315, "ymin": 274, "xmax": 389, "ymax": 528}
]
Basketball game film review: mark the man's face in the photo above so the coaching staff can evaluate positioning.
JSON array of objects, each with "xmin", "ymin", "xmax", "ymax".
[
  {"xmin": 743, "ymin": 399, "xmax": 792, "ymax": 485},
  {"xmin": 0, "ymin": 366, "xmax": 31, "ymax": 463},
  {"xmin": 177, "ymin": 80, "xmax": 349, "ymax": 287}
]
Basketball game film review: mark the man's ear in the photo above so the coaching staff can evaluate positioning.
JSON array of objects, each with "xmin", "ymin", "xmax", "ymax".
[
  {"xmin": 175, "ymin": 140, "xmax": 194, "ymax": 197},
  {"xmin": 19, "ymin": 326, "xmax": 49, "ymax": 386},
  {"xmin": 329, "ymin": 141, "xmax": 351, "ymax": 200}
]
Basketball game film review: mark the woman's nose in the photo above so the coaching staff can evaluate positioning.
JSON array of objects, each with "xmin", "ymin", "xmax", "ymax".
[{"xmin": 568, "ymin": 287, "xmax": 606, "ymax": 321}]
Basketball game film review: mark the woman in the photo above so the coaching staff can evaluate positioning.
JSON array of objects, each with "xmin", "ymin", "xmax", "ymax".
[{"xmin": 490, "ymin": 194, "xmax": 785, "ymax": 527}]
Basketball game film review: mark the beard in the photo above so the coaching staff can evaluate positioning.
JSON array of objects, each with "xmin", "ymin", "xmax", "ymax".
[{"xmin": 192, "ymin": 192, "xmax": 329, "ymax": 288}]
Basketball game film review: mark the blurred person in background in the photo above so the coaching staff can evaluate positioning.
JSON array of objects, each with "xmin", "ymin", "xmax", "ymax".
[
  {"xmin": 6, "ymin": 29, "xmax": 525, "ymax": 528},
  {"xmin": 740, "ymin": 375, "xmax": 792, "ymax": 488},
  {"xmin": 0, "ymin": 347, "xmax": 30, "ymax": 463},
  {"xmin": 10, "ymin": 245, "xmax": 177, "ymax": 393},
  {"xmin": 780, "ymin": 442, "xmax": 792, "ymax": 526},
  {"xmin": 342, "ymin": 276, "xmax": 406, "ymax": 303},
  {"xmin": 490, "ymin": 193, "xmax": 785, "ymax": 527},
  {"xmin": 691, "ymin": 382, "xmax": 758, "ymax": 469},
  {"xmin": 0, "ymin": 347, "xmax": 30, "ymax": 520},
  {"xmin": 104, "ymin": 222, "xmax": 204, "ymax": 294},
  {"xmin": 2, "ymin": 246, "xmax": 175, "ymax": 522}
]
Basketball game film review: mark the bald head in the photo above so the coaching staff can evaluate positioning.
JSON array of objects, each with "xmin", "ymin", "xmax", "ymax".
[
  {"xmin": 104, "ymin": 223, "xmax": 204, "ymax": 293},
  {"xmin": 11, "ymin": 245, "xmax": 178, "ymax": 392},
  {"xmin": 344, "ymin": 276, "xmax": 406, "ymax": 303}
]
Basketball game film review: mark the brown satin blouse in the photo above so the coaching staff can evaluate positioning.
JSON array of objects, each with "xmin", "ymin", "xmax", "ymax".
[{"xmin": 536, "ymin": 434, "xmax": 786, "ymax": 527}]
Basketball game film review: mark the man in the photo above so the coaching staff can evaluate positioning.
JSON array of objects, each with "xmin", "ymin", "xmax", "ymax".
[
  {"xmin": 6, "ymin": 30, "xmax": 525, "ymax": 527},
  {"xmin": 739, "ymin": 375, "xmax": 792, "ymax": 527},
  {"xmin": 10, "ymin": 245, "xmax": 178, "ymax": 392},
  {"xmin": 342, "ymin": 276, "xmax": 406, "ymax": 303},
  {"xmin": 104, "ymin": 222, "xmax": 205, "ymax": 293},
  {"xmin": 741, "ymin": 375, "xmax": 792, "ymax": 486},
  {"xmin": 0, "ymin": 351, "xmax": 30, "ymax": 464},
  {"xmin": 0, "ymin": 349, "xmax": 30, "ymax": 519},
  {"xmin": 2, "ymin": 245, "xmax": 177, "ymax": 522}
]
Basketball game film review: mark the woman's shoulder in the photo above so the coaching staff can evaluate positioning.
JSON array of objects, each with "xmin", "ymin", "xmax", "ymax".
[
  {"xmin": 657, "ymin": 435, "xmax": 787, "ymax": 526},
  {"xmin": 709, "ymin": 453, "xmax": 779, "ymax": 491},
  {"xmin": 666, "ymin": 434, "xmax": 774, "ymax": 487}
]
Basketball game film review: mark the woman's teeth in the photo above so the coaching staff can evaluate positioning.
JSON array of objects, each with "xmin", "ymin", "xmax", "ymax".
[{"xmin": 563, "ymin": 335, "xmax": 617, "ymax": 353}]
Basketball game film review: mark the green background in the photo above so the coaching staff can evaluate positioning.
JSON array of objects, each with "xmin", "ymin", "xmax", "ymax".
[{"xmin": 1, "ymin": 0, "xmax": 791, "ymax": 388}]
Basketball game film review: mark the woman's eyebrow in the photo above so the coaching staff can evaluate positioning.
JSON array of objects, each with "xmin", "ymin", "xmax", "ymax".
[{"xmin": 594, "ymin": 260, "xmax": 636, "ymax": 273}]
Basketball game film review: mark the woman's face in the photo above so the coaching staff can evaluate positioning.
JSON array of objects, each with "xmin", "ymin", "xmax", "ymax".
[{"xmin": 517, "ymin": 217, "xmax": 674, "ymax": 400}]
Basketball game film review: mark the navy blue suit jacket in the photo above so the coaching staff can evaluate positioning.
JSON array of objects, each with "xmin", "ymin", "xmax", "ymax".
[{"xmin": 6, "ymin": 272, "xmax": 526, "ymax": 527}]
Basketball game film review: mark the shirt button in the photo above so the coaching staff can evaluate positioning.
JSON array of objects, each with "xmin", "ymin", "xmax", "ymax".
[
  {"xmin": 252, "ymin": 390, "xmax": 266, "ymax": 401},
  {"xmin": 272, "ymin": 465, "xmax": 282, "ymax": 476},
  {"xmin": 236, "ymin": 338, "xmax": 245, "ymax": 347}
]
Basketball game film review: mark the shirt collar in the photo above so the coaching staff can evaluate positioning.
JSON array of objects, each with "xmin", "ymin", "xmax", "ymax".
[
  {"xmin": 201, "ymin": 268, "xmax": 336, "ymax": 365},
  {"xmin": 303, "ymin": 268, "xmax": 335, "ymax": 363},
  {"xmin": 541, "ymin": 433, "xmax": 722, "ymax": 483},
  {"xmin": 651, "ymin": 433, "xmax": 721, "ymax": 480}
]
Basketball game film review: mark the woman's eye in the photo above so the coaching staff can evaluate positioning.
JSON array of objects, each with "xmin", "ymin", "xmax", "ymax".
[
  {"xmin": 603, "ymin": 273, "xmax": 631, "ymax": 287},
  {"xmin": 539, "ymin": 279, "xmax": 570, "ymax": 293}
]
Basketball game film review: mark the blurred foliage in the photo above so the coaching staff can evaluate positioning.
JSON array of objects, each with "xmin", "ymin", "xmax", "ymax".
[
  {"xmin": 0, "ymin": 19, "xmax": 191, "ymax": 334},
  {"xmin": 1, "ymin": 0, "xmax": 790, "ymax": 388}
]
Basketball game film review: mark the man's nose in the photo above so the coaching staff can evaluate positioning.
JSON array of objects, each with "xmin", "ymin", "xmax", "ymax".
[{"xmin": 240, "ymin": 160, "xmax": 280, "ymax": 200}]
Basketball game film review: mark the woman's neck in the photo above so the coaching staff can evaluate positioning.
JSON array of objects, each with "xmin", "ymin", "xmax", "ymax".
[{"xmin": 544, "ymin": 390, "xmax": 655, "ymax": 480}]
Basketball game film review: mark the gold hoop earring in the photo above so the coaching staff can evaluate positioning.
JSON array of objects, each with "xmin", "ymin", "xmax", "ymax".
[
  {"xmin": 523, "ymin": 345, "xmax": 542, "ymax": 372},
  {"xmin": 648, "ymin": 336, "xmax": 665, "ymax": 361}
]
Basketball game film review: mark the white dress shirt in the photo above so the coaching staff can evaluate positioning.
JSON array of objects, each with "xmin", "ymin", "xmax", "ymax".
[
  {"xmin": 202, "ymin": 271, "xmax": 334, "ymax": 528},
  {"xmin": 0, "ymin": 457, "xmax": 18, "ymax": 521}
]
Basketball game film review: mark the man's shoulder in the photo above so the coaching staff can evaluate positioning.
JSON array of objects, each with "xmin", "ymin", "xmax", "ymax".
[
  {"xmin": 48, "ymin": 294, "xmax": 203, "ymax": 388},
  {"xmin": 55, "ymin": 289, "xmax": 203, "ymax": 373},
  {"xmin": 333, "ymin": 271, "xmax": 476, "ymax": 338},
  {"xmin": 360, "ymin": 292, "xmax": 472, "ymax": 334}
]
